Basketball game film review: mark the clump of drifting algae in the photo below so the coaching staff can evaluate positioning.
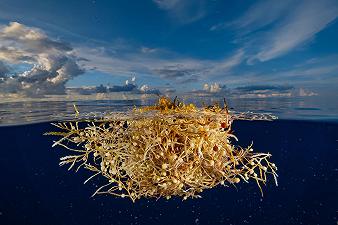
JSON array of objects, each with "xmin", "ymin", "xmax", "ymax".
[{"xmin": 46, "ymin": 97, "xmax": 278, "ymax": 202}]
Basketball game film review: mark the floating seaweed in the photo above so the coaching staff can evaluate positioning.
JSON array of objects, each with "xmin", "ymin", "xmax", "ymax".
[{"xmin": 45, "ymin": 97, "xmax": 278, "ymax": 202}]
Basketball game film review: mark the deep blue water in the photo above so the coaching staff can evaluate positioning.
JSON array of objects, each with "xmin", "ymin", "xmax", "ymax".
[{"xmin": 0, "ymin": 119, "xmax": 337, "ymax": 225}]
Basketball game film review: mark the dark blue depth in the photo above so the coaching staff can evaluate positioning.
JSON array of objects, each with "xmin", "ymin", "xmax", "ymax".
[{"xmin": 0, "ymin": 120, "xmax": 337, "ymax": 225}]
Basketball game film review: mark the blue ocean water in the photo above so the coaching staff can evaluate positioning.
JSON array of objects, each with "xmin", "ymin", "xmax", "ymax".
[
  {"xmin": 0, "ymin": 98, "xmax": 337, "ymax": 225},
  {"xmin": 1, "ymin": 95, "xmax": 338, "ymax": 126}
]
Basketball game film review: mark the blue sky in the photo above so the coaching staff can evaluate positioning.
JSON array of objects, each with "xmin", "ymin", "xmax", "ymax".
[{"xmin": 0, "ymin": 0, "xmax": 337, "ymax": 97}]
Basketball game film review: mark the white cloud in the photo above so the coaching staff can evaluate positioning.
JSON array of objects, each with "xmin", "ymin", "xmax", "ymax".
[
  {"xmin": 75, "ymin": 45, "xmax": 243, "ymax": 83},
  {"xmin": 203, "ymin": 83, "xmax": 227, "ymax": 93},
  {"xmin": 188, "ymin": 82, "xmax": 229, "ymax": 97},
  {"xmin": 260, "ymin": 64, "xmax": 338, "ymax": 84},
  {"xmin": 0, "ymin": 22, "xmax": 83, "ymax": 96},
  {"xmin": 140, "ymin": 47, "xmax": 158, "ymax": 54},
  {"xmin": 253, "ymin": 0, "xmax": 338, "ymax": 62},
  {"xmin": 215, "ymin": 0, "xmax": 338, "ymax": 63},
  {"xmin": 138, "ymin": 84, "xmax": 161, "ymax": 94},
  {"xmin": 192, "ymin": 83, "xmax": 318, "ymax": 98},
  {"xmin": 153, "ymin": 0, "xmax": 180, "ymax": 10},
  {"xmin": 211, "ymin": 0, "xmax": 292, "ymax": 32},
  {"xmin": 231, "ymin": 57, "xmax": 338, "ymax": 86},
  {"xmin": 153, "ymin": 0, "xmax": 206, "ymax": 24},
  {"xmin": 207, "ymin": 49, "xmax": 244, "ymax": 75},
  {"xmin": 139, "ymin": 84, "xmax": 149, "ymax": 92},
  {"xmin": 299, "ymin": 88, "xmax": 318, "ymax": 97}
]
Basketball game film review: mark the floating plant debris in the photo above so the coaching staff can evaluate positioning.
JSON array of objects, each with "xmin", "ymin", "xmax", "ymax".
[{"xmin": 45, "ymin": 97, "xmax": 278, "ymax": 202}]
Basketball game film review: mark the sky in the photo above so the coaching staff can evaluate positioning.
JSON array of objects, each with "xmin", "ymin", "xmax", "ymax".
[{"xmin": 0, "ymin": 0, "xmax": 338, "ymax": 98}]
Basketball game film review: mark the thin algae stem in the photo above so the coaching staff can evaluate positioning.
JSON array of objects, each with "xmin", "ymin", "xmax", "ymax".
[{"xmin": 45, "ymin": 97, "xmax": 278, "ymax": 202}]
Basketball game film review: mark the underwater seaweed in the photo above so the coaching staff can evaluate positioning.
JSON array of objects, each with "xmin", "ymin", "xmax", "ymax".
[{"xmin": 45, "ymin": 97, "xmax": 278, "ymax": 202}]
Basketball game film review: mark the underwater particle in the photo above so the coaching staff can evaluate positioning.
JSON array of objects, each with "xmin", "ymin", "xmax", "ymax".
[{"xmin": 45, "ymin": 97, "xmax": 278, "ymax": 202}]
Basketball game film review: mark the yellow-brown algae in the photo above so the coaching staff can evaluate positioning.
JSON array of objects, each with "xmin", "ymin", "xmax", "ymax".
[{"xmin": 45, "ymin": 97, "xmax": 278, "ymax": 202}]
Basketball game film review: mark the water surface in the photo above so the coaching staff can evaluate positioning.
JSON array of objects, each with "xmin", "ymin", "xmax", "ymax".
[{"xmin": 1, "ymin": 96, "xmax": 338, "ymax": 126}]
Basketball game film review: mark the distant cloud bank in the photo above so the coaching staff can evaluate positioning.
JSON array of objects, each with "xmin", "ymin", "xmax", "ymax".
[
  {"xmin": 190, "ymin": 83, "xmax": 318, "ymax": 98},
  {"xmin": 67, "ymin": 77, "xmax": 163, "ymax": 96}
]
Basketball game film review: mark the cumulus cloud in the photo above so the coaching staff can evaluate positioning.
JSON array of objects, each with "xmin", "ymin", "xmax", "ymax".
[
  {"xmin": 203, "ymin": 83, "xmax": 227, "ymax": 93},
  {"xmin": 139, "ymin": 84, "xmax": 161, "ymax": 95},
  {"xmin": 189, "ymin": 82, "xmax": 228, "ymax": 97},
  {"xmin": 109, "ymin": 78, "xmax": 161, "ymax": 95},
  {"xmin": 0, "ymin": 22, "xmax": 83, "ymax": 96}
]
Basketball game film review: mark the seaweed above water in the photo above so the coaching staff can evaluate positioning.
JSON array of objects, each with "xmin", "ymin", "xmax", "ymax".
[{"xmin": 45, "ymin": 97, "xmax": 278, "ymax": 202}]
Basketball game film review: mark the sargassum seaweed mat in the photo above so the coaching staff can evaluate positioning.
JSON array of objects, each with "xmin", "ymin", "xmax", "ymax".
[{"xmin": 46, "ymin": 97, "xmax": 278, "ymax": 202}]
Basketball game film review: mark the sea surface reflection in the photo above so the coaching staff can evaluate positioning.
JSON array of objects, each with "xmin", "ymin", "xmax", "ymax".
[{"xmin": 0, "ymin": 95, "xmax": 337, "ymax": 126}]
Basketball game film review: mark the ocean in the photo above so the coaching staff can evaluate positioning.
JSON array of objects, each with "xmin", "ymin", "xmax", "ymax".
[{"xmin": 0, "ymin": 98, "xmax": 337, "ymax": 225}]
